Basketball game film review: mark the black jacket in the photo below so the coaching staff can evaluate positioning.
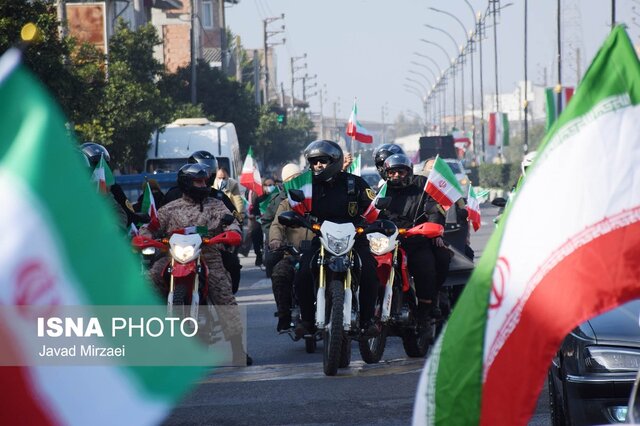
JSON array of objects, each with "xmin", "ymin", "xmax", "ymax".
[
  {"xmin": 311, "ymin": 172, "xmax": 373, "ymax": 224},
  {"xmin": 381, "ymin": 175, "xmax": 445, "ymax": 229}
]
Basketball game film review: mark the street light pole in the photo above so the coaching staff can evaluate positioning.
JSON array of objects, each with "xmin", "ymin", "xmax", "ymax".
[
  {"xmin": 478, "ymin": 10, "xmax": 486, "ymax": 162},
  {"xmin": 491, "ymin": 0, "xmax": 500, "ymax": 113},
  {"xmin": 420, "ymin": 38, "xmax": 456, "ymax": 129}
]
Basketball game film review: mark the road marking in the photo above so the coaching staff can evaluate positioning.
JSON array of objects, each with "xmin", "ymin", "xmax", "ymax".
[
  {"xmin": 236, "ymin": 293, "xmax": 274, "ymax": 306},
  {"xmin": 201, "ymin": 358, "xmax": 425, "ymax": 383}
]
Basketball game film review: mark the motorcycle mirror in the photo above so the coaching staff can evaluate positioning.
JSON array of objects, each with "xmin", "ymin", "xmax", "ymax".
[
  {"xmin": 221, "ymin": 213, "xmax": 235, "ymax": 226},
  {"xmin": 374, "ymin": 196, "xmax": 392, "ymax": 210},
  {"xmin": 492, "ymin": 197, "xmax": 507, "ymax": 208},
  {"xmin": 288, "ymin": 189, "xmax": 305, "ymax": 203},
  {"xmin": 278, "ymin": 210, "xmax": 304, "ymax": 228}
]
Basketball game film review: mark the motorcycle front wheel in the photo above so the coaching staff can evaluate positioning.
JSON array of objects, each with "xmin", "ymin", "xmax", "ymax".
[
  {"xmin": 323, "ymin": 280, "xmax": 345, "ymax": 376},
  {"xmin": 358, "ymin": 298, "xmax": 387, "ymax": 364}
]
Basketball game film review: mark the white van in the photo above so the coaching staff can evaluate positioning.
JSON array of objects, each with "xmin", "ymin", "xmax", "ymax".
[{"xmin": 145, "ymin": 118, "xmax": 242, "ymax": 179}]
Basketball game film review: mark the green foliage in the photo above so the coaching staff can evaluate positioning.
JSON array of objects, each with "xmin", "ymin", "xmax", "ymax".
[
  {"xmin": 501, "ymin": 122, "xmax": 546, "ymax": 163},
  {"xmin": 254, "ymin": 106, "xmax": 315, "ymax": 172},
  {"xmin": 74, "ymin": 20, "xmax": 171, "ymax": 171},
  {"xmin": 0, "ymin": 0, "xmax": 91, "ymax": 122},
  {"xmin": 158, "ymin": 61, "xmax": 260, "ymax": 154},
  {"xmin": 478, "ymin": 163, "xmax": 520, "ymax": 190}
]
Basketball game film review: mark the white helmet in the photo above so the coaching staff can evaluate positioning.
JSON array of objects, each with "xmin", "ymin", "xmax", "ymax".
[
  {"xmin": 521, "ymin": 151, "xmax": 537, "ymax": 176},
  {"xmin": 281, "ymin": 163, "xmax": 301, "ymax": 182}
]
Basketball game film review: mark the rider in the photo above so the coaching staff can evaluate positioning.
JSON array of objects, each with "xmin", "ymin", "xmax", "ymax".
[
  {"xmin": 165, "ymin": 151, "xmax": 244, "ymax": 294},
  {"xmin": 268, "ymin": 163, "xmax": 314, "ymax": 332},
  {"xmin": 379, "ymin": 153, "xmax": 452, "ymax": 328},
  {"xmin": 142, "ymin": 163, "xmax": 252, "ymax": 366},
  {"xmin": 373, "ymin": 143, "xmax": 406, "ymax": 181},
  {"xmin": 293, "ymin": 140, "xmax": 380, "ymax": 337},
  {"xmin": 80, "ymin": 142, "xmax": 140, "ymax": 230}
]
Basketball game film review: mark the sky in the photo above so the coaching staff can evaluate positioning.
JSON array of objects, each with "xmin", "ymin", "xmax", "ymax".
[{"xmin": 226, "ymin": 0, "xmax": 638, "ymax": 123}]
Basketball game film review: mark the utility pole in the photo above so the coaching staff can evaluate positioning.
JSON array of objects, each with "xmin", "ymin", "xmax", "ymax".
[
  {"xmin": 219, "ymin": 0, "xmax": 226, "ymax": 75},
  {"xmin": 190, "ymin": 0, "xmax": 197, "ymax": 105},
  {"xmin": 492, "ymin": 0, "xmax": 500, "ymax": 113},
  {"xmin": 319, "ymin": 86, "xmax": 325, "ymax": 139},
  {"xmin": 290, "ymin": 54, "xmax": 307, "ymax": 109},
  {"xmin": 253, "ymin": 50, "xmax": 260, "ymax": 105},
  {"xmin": 262, "ymin": 14, "xmax": 285, "ymax": 105},
  {"xmin": 557, "ymin": 0, "xmax": 562, "ymax": 118}
]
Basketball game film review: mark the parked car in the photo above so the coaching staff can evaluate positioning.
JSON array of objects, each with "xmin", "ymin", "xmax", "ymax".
[{"xmin": 548, "ymin": 300, "xmax": 640, "ymax": 425}]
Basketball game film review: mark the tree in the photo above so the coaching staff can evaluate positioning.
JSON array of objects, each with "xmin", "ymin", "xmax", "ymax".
[
  {"xmin": 158, "ymin": 61, "xmax": 260, "ymax": 155},
  {"xmin": 254, "ymin": 106, "xmax": 315, "ymax": 173},
  {"xmin": 75, "ymin": 20, "xmax": 172, "ymax": 171},
  {"xmin": 0, "ymin": 0, "xmax": 96, "ymax": 123}
]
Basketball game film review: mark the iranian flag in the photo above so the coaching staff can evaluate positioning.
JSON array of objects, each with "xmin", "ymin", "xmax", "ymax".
[
  {"xmin": 363, "ymin": 182, "xmax": 387, "ymax": 223},
  {"xmin": 240, "ymin": 146, "xmax": 263, "ymax": 196},
  {"xmin": 488, "ymin": 112, "xmax": 509, "ymax": 147},
  {"xmin": 466, "ymin": 186, "xmax": 481, "ymax": 232},
  {"xmin": 0, "ymin": 49, "xmax": 208, "ymax": 425},
  {"xmin": 413, "ymin": 26, "xmax": 640, "ymax": 425},
  {"xmin": 92, "ymin": 154, "xmax": 114, "ymax": 194},
  {"xmin": 346, "ymin": 153, "xmax": 361, "ymax": 176},
  {"xmin": 346, "ymin": 100, "xmax": 373, "ymax": 144},
  {"xmin": 140, "ymin": 181, "xmax": 159, "ymax": 232},
  {"xmin": 424, "ymin": 156, "xmax": 463, "ymax": 210},
  {"xmin": 283, "ymin": 170, "xmax": 312, "ymax": 215},
  {"xmin": 545, "ymin": 85, "xmax": 575, "ymax": 132}
]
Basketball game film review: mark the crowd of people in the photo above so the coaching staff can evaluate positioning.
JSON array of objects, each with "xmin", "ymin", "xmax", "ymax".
[{"xmin": 81, "ymin": 138, "xmax": 480, "ymax": 367}]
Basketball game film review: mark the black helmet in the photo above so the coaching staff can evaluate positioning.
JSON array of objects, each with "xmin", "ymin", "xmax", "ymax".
[
  {"xmin": 81, "ymin": 142, "xmax": 110, "ymax": 168},
  {"xmin": 303, "ymin": 140, "xmax": 343, "ymax": 182},
  {"xmin": 177, "ymin": 163, "xmax": 211, "ymax": 202},
  {"xmin": 374, "ymin": 144, "xmax": 405, "ymax": 178},
  {"xmin": 384, "ymin": 153, "xmax": 413, "ymax": 188},
  {"xmin": 188, "ymin": 150, "xmax": 217, "ymax": 185}
]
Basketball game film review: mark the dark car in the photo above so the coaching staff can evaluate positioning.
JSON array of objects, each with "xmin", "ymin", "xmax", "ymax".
[{"xmin": 548, "ymin": 300, "xmax": 640, "ymax": 425}]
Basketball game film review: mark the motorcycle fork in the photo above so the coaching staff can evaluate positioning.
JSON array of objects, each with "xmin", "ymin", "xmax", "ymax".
[
  {"xmin": 168, "ymin": 259, "xmax": 175, "ymax": 315},
  {"xmin": 316, "ymin": 246, "xmax": 327, "ymax": 328},
  {"xmin": 381, "ymin": 244, "xmax": 399, "ymax": 322},
  {"xmin": 343, "ymin": 252, "xmax": 353, "ymax": 330}
]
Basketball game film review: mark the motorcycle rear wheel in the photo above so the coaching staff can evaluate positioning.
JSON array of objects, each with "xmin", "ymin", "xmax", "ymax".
[
  {"xmin": 401, "ymin": 327, "xmax": 430, "ymax": 358},
  {"xmin": 323, "ymin": 280, "xmax": 345, "ymax": 376}
]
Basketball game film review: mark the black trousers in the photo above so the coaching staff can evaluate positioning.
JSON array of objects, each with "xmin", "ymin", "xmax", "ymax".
[
  {"xmin": 220, "ymin": 249, "xmax": 242, "ymax": 294},
  {"xmin": 404, "ymin": 239, "xmax": 451, "ymax": 301},
  {"xmin": 251, "ymin": 222, "xmax": 263, "ymax": 257},
  {"xmin": 294, "ymin": 240, "xmax": 379, "ymax": 325}
]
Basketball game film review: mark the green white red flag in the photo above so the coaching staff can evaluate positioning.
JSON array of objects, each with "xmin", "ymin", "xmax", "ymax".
[
  {"xmin": 0, "ymin": 49, "xmax": 208, "ymax": 425},
  {"xmin": 545, "ymin": 86, "xmax": 575, "ymax": 132},
  {"xmin": 92, "ymin": 154, "xmax": 114, "ymax": 194},
  {"xmin": 413, "ymin": 26, "xmax": 640, "ymax": 426},
  {"xmin": 283, "ymin": 170, "xmax": 312, "ymax": 215},
  {"xmin": 240, "ymin": 146, "xmax": 263, "ymax": 196},
  {"xmin": 363, "ymin": 182, "xmax": 387, "ymax": 223},
  {"xmin": 466, "ymin": 186, "xmax": 481, "ymax": 232},
  {"xmin": 346, "ymin": 100, "xmax": 373, "ymax": 144},
  {"xmin": 488, "ymin": 112, "xmax": 509, "ymax": 147},
  {"xmin": 346, "ymin": 153, "xmax": 361, "ymax": 176},
  {"xmin": 424, "ymin": 156, "xmax": 463, "ymax": 210},
  {"xmin": 140, "ymin": 181, "xmax": 159, "ymax": 232}
]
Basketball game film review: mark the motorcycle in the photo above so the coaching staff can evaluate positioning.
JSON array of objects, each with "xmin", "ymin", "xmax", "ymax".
[
  {"xmin": 278, "ymin": 193, "xmax": 378, "ymax": 376},
  {"xmin": 132, "ymin": 215, "xmax": 240, "ymax": 323},
  {"xmin": 362, "ymin": 218, "xmax": 444, "ymax": 363}
]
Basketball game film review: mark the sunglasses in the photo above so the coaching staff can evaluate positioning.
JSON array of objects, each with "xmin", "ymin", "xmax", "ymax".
[
  {"xmin": 387, "ymin": 169, "xmax": 408, "ymax": 176},
  {"xmin": 310, "ymin": 157, "xmax": 330, "ymax": 165}
]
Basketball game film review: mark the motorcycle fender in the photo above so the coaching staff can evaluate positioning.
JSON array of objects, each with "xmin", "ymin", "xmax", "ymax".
[
  {"xmin": 172, "ymin": 262, "xmax": 197, "ymax": 277},
  {"xmin": 327, "ymin": 255, "xmax": 350, "ymax": 273},
  {"xmin": 375, "ymin": 252, "xmax": 393, "ymax": 286}
]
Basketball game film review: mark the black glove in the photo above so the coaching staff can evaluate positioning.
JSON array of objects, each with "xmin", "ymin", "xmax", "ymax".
[{"xmin": 456, "ymin": 208, "xmax": 468, "ymax": 221}]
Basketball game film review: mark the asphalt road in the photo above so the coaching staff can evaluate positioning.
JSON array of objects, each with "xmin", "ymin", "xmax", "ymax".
[{"xmin": 163, "ymin": 204, "xmax": 552, "ymax": 426}]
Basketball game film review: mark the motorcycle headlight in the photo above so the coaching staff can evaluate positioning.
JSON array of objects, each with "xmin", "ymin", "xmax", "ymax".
[
  {"xmin": 326, "ymin": 235, "xmax": 350, "ymax": 255},
  {"xmin": 367, "ymin": 234, "xmax": 391, "ymax": 255},
  {"xmin": 584, "ymin": 346, "xmax": 640, "ymax": 373},
  {"xmin": 141, "ymin": 247, "xmax": 156, "ymax": 256},
  {"xmin": 172, "ymin": 244, "xmax": 196, "ymax": 263}
]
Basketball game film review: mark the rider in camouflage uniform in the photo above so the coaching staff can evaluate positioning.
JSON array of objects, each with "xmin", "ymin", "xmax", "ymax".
[{"xmin": 142, "ymin": 163, "xmax": 252, "ymax": 365}]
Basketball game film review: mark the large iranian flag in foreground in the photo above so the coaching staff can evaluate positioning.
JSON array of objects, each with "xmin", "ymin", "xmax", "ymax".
[
  {"xmin": 414, "ymin": 26, "xmax": 640, "ymax": 425},
  {"xmin": 0, "ymin": 49, "xmax": 207, "ymax": 425}
]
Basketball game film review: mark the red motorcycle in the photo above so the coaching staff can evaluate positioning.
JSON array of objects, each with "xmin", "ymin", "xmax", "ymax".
[
  {"xmin": 132, "ymin": 226, "xmax": 241, "ymax": 321},
  {"xmin": 360, "ymin": 219, "xmax": 444, "ymax": 363}
]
